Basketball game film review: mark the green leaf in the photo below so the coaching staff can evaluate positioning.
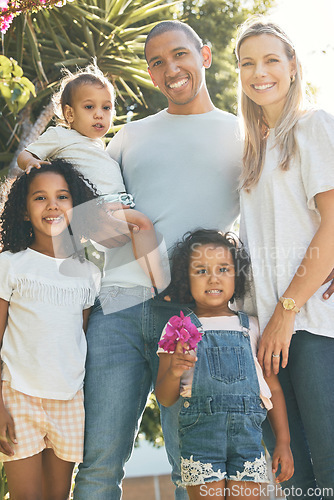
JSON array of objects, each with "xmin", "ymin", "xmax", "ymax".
[
  {"xmin": 118, "ymin": 76, "xmax": 142, "ymax": 104},
  {"xmin": 0, "ymin": 56, "xmax": 13, "ymax": 79},
  {"xmin": 0, "ymin": 83, "xmax": 12, "ymax": 99},
  {"xmin": 20, "ymin": 77, "xmax": 37, "ymax": 97},
  {"xmin": 11, "ymin": 59, "xmax": 24, "ymax": 78}
]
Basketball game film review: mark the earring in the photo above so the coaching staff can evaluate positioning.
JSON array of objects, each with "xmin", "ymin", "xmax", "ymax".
[{"xmin": 290, "ymin": 74, "xmax": 295, "ymax": 83}]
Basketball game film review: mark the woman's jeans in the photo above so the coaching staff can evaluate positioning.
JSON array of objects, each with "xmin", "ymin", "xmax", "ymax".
[
  {"xmin": 73, "ymin": 286, "xmax": 189, "ymax": 500},
  {"xmin": 262, "ymin": 330, "xmax": 334, "ymax": 499}
]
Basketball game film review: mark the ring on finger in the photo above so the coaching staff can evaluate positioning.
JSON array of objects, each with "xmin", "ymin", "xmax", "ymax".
[{"xmin": 272, "ymin": 353, "xmax": 280, "ymax": 358}]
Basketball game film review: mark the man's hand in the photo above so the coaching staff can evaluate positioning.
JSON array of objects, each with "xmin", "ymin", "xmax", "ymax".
[
  {"xmin": 322, "ymin": 269, "xmax": 334, "ymax": 300},
  {"xmin": 91, "ymin": 203, "xmax": 137, "ymax": 248}
]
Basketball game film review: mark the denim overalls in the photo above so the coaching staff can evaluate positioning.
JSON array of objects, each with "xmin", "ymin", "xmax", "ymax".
[{"xmin": 178, "ymin": 311, "xmax": 269, "ymax": 487}]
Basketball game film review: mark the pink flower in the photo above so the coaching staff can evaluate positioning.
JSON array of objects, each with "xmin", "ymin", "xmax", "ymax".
[
  {"xmin": 158, "ymin": 311, "xmax": 202, "ymax": 353},
  {"xmin": 0, "ymin": 0, "xmax": 9, "ymax": 9},
  {"xmin": 0, "ymin": 12, "xmax": 14, "ymax": 33}
]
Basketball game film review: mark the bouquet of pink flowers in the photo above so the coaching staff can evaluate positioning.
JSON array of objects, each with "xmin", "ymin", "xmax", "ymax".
[{"xmin": 158, "ymin": 311, "xmax": 203, "ymax": 353}]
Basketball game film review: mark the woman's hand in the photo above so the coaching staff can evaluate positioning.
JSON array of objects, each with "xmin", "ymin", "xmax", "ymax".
[{"xmin": 257, "ymin": 303, "xmax": 296, "ymax": 377}]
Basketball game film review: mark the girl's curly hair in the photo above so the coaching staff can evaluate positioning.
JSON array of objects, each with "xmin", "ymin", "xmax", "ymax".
[
  {"xmin": 0, "ymin": 159, "xmax": 99, "ymax": 254},
  {"xmin": 164, "ymin": 229, "xmax": 250, "ymax": 305}
]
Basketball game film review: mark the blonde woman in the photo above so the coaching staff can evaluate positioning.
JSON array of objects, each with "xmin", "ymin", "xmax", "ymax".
[{"xmin": 236, "ymin": 18, "xmax": 334, "ymax": 498}]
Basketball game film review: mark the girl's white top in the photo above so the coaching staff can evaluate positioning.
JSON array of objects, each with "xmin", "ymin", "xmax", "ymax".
[
  {"xmin": 240, "ymin": 110, "xmax": 334, "ymax": 337},
  {"xmin": 158, "ymin": 315, "xmax": 272, "ymax": 410},
  {"xmin": 0, "ymin": 249, "xmax": 101, "ymax": 400}
]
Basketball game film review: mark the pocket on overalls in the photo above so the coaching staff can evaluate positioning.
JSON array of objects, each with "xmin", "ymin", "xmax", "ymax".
[
  {"xmin": 206, "ymin": 346, "xmax": 246, "ymax": 383},
  {"xmin": 249, "ymin": 410, "xmax": 267, "ymax": 431},
  {"xmin": 178, "ymin": 411, "xmax": 202, "ymax": 433}
]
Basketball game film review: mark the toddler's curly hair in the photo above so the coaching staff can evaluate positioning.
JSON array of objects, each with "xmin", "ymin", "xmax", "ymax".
[
  {"xmin": 0, "ymin": 159, "xmax": 98, "ymax": 253},
  {"xmin": 164, "ymin": 229, "xmax": 250, "ymax": 305}
]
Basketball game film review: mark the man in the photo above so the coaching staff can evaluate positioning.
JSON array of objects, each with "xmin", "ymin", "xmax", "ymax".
[{"xmin": 73, "ymin": 20, "xmax": 242, "ymax": 499}]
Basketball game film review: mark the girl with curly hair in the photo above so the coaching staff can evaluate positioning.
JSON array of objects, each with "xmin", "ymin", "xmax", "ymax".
[
  {"xmin": 0, "ymin": 160, "xmax": 101, "ymax": 499},
  {"xmin": 155, "ymin": 229, "xmax": 294, "ymax": 499},
  {"xmin": 16, "ymin": 62, "xmax": 125, "ymax": 199}
]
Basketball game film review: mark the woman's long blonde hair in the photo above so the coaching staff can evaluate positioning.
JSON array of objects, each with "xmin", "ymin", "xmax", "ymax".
[{"xmin": 235, "ymin": 18, "xmax": 305, "ymax": 190}]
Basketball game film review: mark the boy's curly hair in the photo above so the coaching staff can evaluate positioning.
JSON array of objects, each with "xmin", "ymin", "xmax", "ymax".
[
  {"xmin": 0, "ymin": 159, "xmax": 99, "ymax": 253},
  {"xmin": 164, "ymin": 229, "xmax": 250, "ymax": 305}
]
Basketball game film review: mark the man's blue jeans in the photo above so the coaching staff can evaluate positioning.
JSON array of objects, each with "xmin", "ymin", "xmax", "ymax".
[
  {"xmin": 73, "ymin": 286, "xmax": 188, "ymax": 499},
  {"xmin": 262, "ymin": 330, "xmax": 334, "ymax": 499}
]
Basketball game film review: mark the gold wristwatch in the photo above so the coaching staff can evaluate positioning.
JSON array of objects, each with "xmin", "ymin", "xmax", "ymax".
[{"xmin": 279, "ymin": 296, "xmax": 300, "ymax": 313}]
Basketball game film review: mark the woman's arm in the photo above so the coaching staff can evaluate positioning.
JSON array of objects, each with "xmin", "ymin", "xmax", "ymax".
[
  {"xmin": 265, "ymin": 372, "xmax": 294, "ymax": 483},
  {"xmin": 258, "ymin": 189, "xmax": 334, "ymax": 376},
  {"xmin": 155, "ymin": 341, "xmax": 196, "ymax": 407},
  {"xmin": 0, "ymin": 298, "xmax": 17, "ymax": 456}
]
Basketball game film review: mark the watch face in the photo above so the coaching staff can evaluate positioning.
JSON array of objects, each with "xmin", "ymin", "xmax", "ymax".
[{"xmin": 283, "ymin": 298, "xmax": 294, "ymax": 310}]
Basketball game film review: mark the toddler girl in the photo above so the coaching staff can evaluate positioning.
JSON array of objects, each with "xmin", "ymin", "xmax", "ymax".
[
  {"xmin": 0, "ymin": 160, "xmax": 101, "ymax": 499},
  {"xmin": 155, "ymin": 229, "xmax": 294, "ymax": 499},
  {"xmin": 17, "ymin": 62, "xmax": 127, "ymax": 199}
]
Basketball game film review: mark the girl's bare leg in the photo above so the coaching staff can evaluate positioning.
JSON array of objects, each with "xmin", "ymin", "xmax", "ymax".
[
  {"xmin": 4, "ymin": 452, "xmax": 43, "ymax": 500},
  {"xmin": 226, "ymin": 481, "xmax": 261, "ymax": 499},
  {"xmin": 42, "ymin": 448, "xmax": 75, "ymax": 500},
  {"xmin": 186, "ymin": 479, "xmax": 226, "ymax": 499}
]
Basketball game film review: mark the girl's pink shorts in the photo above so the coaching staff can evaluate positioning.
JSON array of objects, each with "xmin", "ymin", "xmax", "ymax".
[{"xmin": 0, "ymin": 381, "xmax": 84, "ymax": 463}]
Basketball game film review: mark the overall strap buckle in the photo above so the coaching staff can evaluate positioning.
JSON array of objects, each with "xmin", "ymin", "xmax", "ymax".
[{"xmin": 237, "ymin": 311, "xmax": 250, "ymax": 334}]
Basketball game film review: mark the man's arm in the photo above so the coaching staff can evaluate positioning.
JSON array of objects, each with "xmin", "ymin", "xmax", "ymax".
[{"xmin": 112, "ymin": 208, "xmax": 170, "ymax": 292}]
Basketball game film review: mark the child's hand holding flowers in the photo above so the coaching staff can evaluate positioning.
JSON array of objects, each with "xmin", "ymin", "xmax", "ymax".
[
  {"xmin": 168, "ymin": 340, "xmax": 197, "ymax": 379},
  {"xmin": 158, "ymin": 311, "xmax": 202, "ymax": 353}
]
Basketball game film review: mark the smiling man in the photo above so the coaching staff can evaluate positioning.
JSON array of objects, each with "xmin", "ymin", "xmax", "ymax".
[
  {"xmin": 74, "ymin": 21, "xmax": 242, "ymax": 500},
  {"xmin": 145, "ymin": 24, "xmax": 213, "ymax": 113}
]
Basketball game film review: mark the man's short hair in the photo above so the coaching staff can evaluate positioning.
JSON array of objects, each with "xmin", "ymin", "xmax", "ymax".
[{"xmin": 145, "ymin": 21, "xmax": 203, "ymax": 61}]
